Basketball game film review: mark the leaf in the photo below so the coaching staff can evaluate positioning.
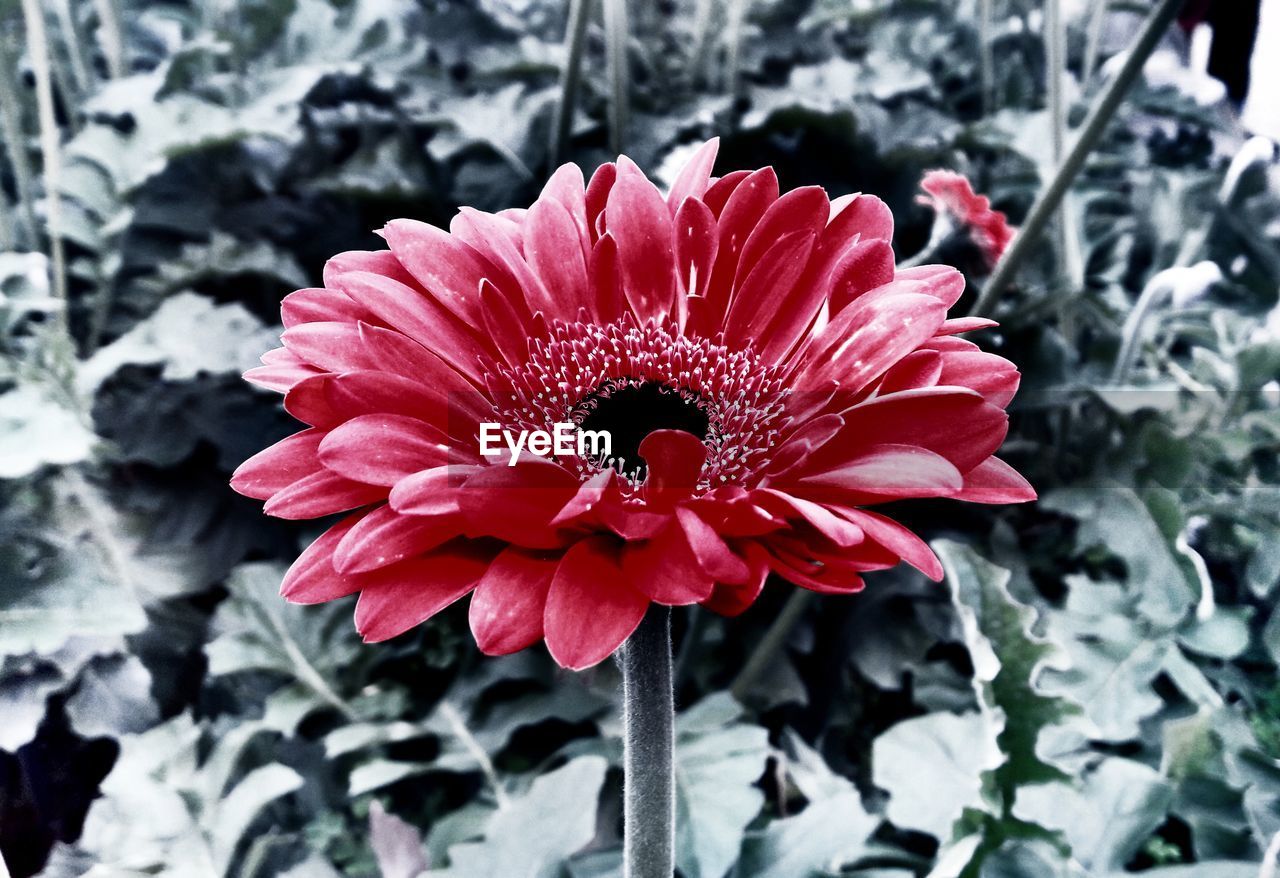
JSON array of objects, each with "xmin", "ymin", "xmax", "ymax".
[
  {"xmin": 873, "ymin": 711, "xmax": 1002, "ymax": 840},
  {"xmin": 1013, "ymin": 758, "xmax": 1173, "ymax": 873},
  {"xmin": 978, "ymin": 838, "xmax": 1088, "ymax": 878},
  {"xmin": 737, "ymin": 792, "xmax": 876, "ymax": 878},
  {"xmin": 674, "ymin": 694, "xmax": 771, "ymax": 878},
  {"xmin": 79, "ymin": 291, "xmax": 279, "ymax": 393},
  {"xmin": 1037, "ymin": 577, "xmax": 1169, "ymax": 744},
  {"xmin": 206, "ymin": 561, "xmax": 358, "ymax": 720},
  {"xmin": 439, "ymin": 756, "xmax": 607, "ymax": 878},
  {"xmin": 0, "ymin": 385, "xmax": 97, "ymax": 479},
  {"xmin": 1041, "ymin": 482, "xmax": 1197, "ymax": 628},
  {"xmin": 934, "ymin": 539, "xmax": 1076, "ymax": 791},
  {"xmin": 209, "ymin": 763, "xmax": 304, "ymax": 869}
]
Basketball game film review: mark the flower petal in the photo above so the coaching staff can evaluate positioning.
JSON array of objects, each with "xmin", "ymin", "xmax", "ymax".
[
  {"xmin": 231, "ymin": 429, "xmax": 324, "ymax": 500},
  {"xmin": 354, "ymin": 541, "xmax": 494, "ymax": 642},
  {"xmin": 543, "ymin": 537, "xmax": 648, "ymax": 669},
  {"xmin": 639, "ymin": 429, "xmax": 707, "ymax": 508},
  {"xmin": 793, "ymin": 444, "xmax": 965, "ymax": 501},
  {"xmin": 950, "ymin": 456, "xmax": 1037, "ymax": 504},
  {"xmin": 280, "ymin": 512, "xmax": 366, "ymax": 604},
  {"xmin": 469, "ymin": 547, "xmax": 559, "ymax": 655},
  {"xmin": 264, "ymin": 469, "xmax": 386, "ymax": 519},
  {"xmin": 666, "ymin": 138, "xmax": 719, "ymax": 212},
  {"xmin": 318, "ymin": 414, "xmax": 450, "ymax": 487},
  {"xmin": 333, "ymin": 504, "xmax": 464, "ymax": 574},
  {"xmin": 607, "ymin": 157, "xmax": 677, "ymax": 323},
  {"xmin": 457, "ymin": 459, "xmax": 580, "ymax": 548}
]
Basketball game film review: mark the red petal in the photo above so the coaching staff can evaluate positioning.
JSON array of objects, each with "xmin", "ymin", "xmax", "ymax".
[
  {"xmin": 793, "ymin": 445, "xmax": 965, "ymax": 501},
  {"xmin": 937, "ymin": 350, "xmax": 1021, "ymax": 408},
  {"xmin": 607, "ymin": 157, "xmax": 677, "ymax": 323},
  {"xmin": 280, "ymin": 512, "xmax": 366, "ymax": 604},
  {"xmin": 543, "ymin": 537, "xmax": 649, "ymax": 669},
  {"xmin": 584, "ymin": 162, "xmax": 617, "ymax": 243},
  {"xmin": 284, "ymin": 375, "xmax": 340, "ymax": 428},
  {"xmin": 794, "ymin": 291, "xmax": 948, "ymax": 393},
  {"xmin": 469, "ymin": 548, "xmax": 558, "ymax": 655},
  {"xmin": 951, "ymin": 456, "xmax": 1036, "ymax": 504},
  {"xmin": 540, "ymin": 162, "xmax": 591, "ymax": 258},
  {"xmin": 354, "ymin": 541, "xmax": 494, "ymax": 642},
  {"xmin": 380, "ymin": 219, "xmax": 505, "ymax": 325},
  {"xmin": 264, "ymin": 470, "xmax": 386, "ymax": 519},
  {"xmin": 389, "ymin": 465, "xmax": 478, "ymax": 515},
  {"xmin": 700, "ymin": 169, "xmax": 753, "ymax": 217},
  {"xmin": 333, "ymin": 504, "xmax": 464, "ymax": 574},
  {"xmin": 231, "ymin": 429, "xmax": 324, "ymax": 500},
  {"xmin": 333, "ymin": 271, "xmax": 488, "ymax": 385},
  {"xmin": 457, "ymin": 460, "xmax": 580, "ymax": 548},
  {"xmin": 894, "ymin": 264, "xmax": 966, "ymax": 308},
  {"xmin": 725, "ymin": 227, "xmax": 818, "ymax": 345},
  {"xmin": 834, "ymin": 508, "xmax": 943, "ymax": 581},
  {"xmin": 876, "ymin": 350, "xmax": 944, "ymax": 395},
  {"xmin": 696, "ymin": 167, "xmax": 779, "ymax": 332},
  {"xmin": 640, "ymin": 430, "xmax": 707, "ymax": 508},
  {"xmin": 623, "ymin": 518, "xmax": 716, "ymax": 605},
  {"xmin": 674, "ymin": 196, "xmax": 718, "ymax": 302},
  {"xmin": 318, "ymin": 414, "xmax": 450, "ymax": 487},
  {"xmin": 525, "ymin": 196, "xmax": 591, "ymax": 322},
  {"xmin": 936, "ymin": 316, "xmax": 998, "ymax": 336},
  {"xmin": 666, "ymin": 138, "xmax": 720, "ymax": 212},
  {"xmin": 281, "ymin": 287, "xmax": 368, "ymax": 328},
  {"xmin": 676, "ymin": 507, "xmax": 750, "ymax": 583}
]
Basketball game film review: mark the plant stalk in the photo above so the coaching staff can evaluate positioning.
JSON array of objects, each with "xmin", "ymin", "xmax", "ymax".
[
  {"xmin": 970, "ymin": 0, "xmax": 1182, "ymax": 316},
  {"xmin": 92, "ymin": 0, "xmax": 125, "ymax": 78},
  {"xmin": 602, "ymin": 0, "xmax": 630, "ymax": 155},
  {"xmin": 550, "ymin": 0, "xmax": 590, "ymax": 168},
  {"xmin": 978, "ymin": 0, "xmax": 994, "ymax": 113},
  {"xmin": 621, "ymin": 606, "xmax": 675, "ymax": 878},
  {"xmin": 730, "ymin": 589, "xmax": 811, "ymax": 702},
  {"xmin": 21, "ymin": 0, "xmax": 69, "ymax": 328},
  {"xmin": 0, "ymin": 37, "xmax": 38, "ymax": 247}
]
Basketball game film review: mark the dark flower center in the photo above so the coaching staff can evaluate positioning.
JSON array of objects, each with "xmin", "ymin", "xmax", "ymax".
[{"xmin": 576, "ymin": 382, "xmax": 711, "ymax": 481}]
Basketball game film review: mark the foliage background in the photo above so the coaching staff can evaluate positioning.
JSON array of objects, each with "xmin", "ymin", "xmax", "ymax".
[{"xmin": 2, "ymin": 0, "xmax": 1280, "ymax": 876}]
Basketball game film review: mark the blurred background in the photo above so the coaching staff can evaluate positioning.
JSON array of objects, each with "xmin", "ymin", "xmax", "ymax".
[{"xmin": 1, "ymin": 1, "xmax": 1279, "ymax": 876}]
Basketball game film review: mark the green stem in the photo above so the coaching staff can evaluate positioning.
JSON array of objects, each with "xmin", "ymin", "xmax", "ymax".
[
  {"xmin": 550, "ymin": 0, "xmax": 590, "ymax": 168},
  {"xmin": 621, "ymin": 606, "xmax": 674, "ymax": 878},
  {"xmin": 21, "ymin": 0, "xmax": 70, "ymax": 330},
  {"xmin": 978, "ymin": 0, "xmax": 994, "ymax": 113},
  {"xmin": 1082, "ymin": 0, "xmax": 1109, "ymax": 85},
  {"xmin": 730, "ymin": 590, "xmax": 811, "ymax": 703},
  {"xmin": 970, "ymin": 0, "xmax": 1183, "ymax": 317},
  {"xmin": 0, "ymin": 32, "xmax": 39, "ymax": 245},
  {"xmin": 602, "ymin": 0, "xmax": 629, "ymax": 155},
  {"xmin": 91, "ymin": 0, "xmax": 125, "ymax": 78}
]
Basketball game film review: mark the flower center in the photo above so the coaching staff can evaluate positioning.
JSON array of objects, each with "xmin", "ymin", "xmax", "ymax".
[
  {"xmin": 575, "ymin": 382, "xmax": 711, "ymax": 482},
  {"xmin": 489, "ymin": 318, "xmax": 788, "ymax": 494}
]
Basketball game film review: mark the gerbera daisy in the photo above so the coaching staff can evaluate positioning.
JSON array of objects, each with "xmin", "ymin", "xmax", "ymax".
[
  {"xmin": 232, "ymin": 139, "xmax": 1034, "ymax": 670},
  {"xmin": 918, "ymin": 169, "xmax": 1015, "ymax": 269}
]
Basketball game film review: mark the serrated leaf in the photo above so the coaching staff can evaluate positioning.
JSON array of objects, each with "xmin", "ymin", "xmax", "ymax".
[{"xmin": 1041, "ymin": 482, "xmax": 1196, "ymax": 628}]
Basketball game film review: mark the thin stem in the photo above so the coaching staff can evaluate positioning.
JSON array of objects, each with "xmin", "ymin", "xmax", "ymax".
[
  {"xmin": 970, "ymin": 0, "xmax": 1183, "ymax": 317},
  {"xmin": 622, "ymin": 606, "xmax": 674, "ymax": 878},
  {"xmin": 690, "ymin": 0, "xmax": 716, "ymax": 87},
  {"xmin": 730, "ymin": 590, "xmax": 811, "ymax": 702},
  {"xmin": 978, "ymin": 0, "xmax": 994, "ymax": 113},
  {"xmin": 439, "ymin": 701, "xmax": 511, "ymax": 809},
  {"xmin": 602, "ymin": 0, "xmax": 629, "ymax": 155},
  {"xmin": 21, "ymin": 0, "xmax": 70, "ymax": 328},
  {"xmin": 92, "ymin": 0, "xmax": 125, "ymax": 78},
  {"xmin": 723, "ymin": 0, "xmax": 748, "ymax": 97},
  {"xmin": 0, "ymin": 32, "xmax": 39, "ymax": 245},
  {"xmin": 1082, "ymin": 0, "xmax": 1109, "ymax": 85},
  {"xmin": 51, "ymin": 0, "xmax": 91, "ymax": 95},
  {"xmin": 550, "ymin": 0, "xmax": 591, "ymax": 168}
]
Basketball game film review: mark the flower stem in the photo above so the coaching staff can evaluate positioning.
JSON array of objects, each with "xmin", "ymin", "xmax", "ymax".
[
  {"xmin": 970, "ymin": 0, "xmax": 1183, "ymax": 317},
  {"xmin": 621, "ymin": 605, "xmax": 674, "ymax": 878}
]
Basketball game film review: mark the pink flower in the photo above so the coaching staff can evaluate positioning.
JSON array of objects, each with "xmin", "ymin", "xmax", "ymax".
[
  {"xmin": 918, "ymin": 170, "xmax": 1015, "ymax": 269},
  {"xmin": 232, "ymin": 140, "xmax": 1034, "ymax": 670}
]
